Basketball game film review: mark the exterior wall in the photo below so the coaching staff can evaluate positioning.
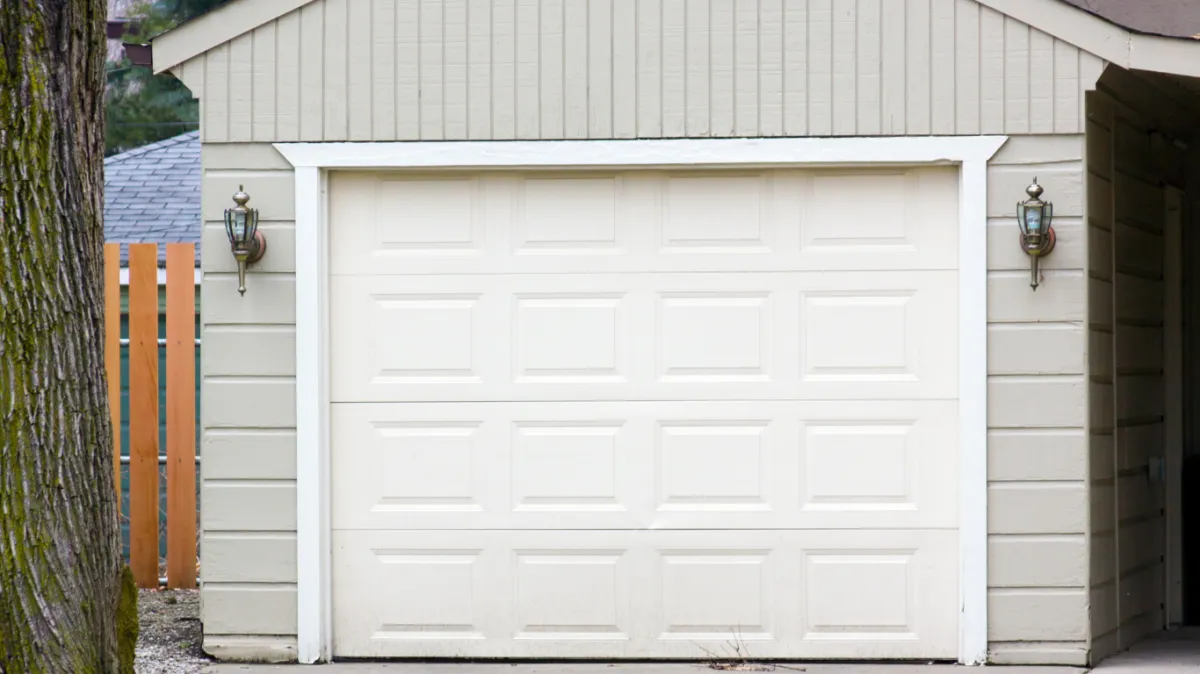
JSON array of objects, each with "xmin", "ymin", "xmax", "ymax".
[
  {"xmin": 174, "ymin": 0, "xmax": 1101, "ymax": 143},
  {"xmin": 177, "ymin": 0, "xmax": 1108, "ymax": 664},
  {"xmin": 1086, "ymin": 67, "xmax": 1192, "ymax": 664},
  {"xmin": 197, "ymin": 137, "xmax": 1093, "ymax": 664}
]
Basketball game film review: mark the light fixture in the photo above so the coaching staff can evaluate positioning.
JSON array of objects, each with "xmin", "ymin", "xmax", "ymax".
[
  {"xmin": 1017, "ymin": 177, "xmax": 1055, "ymax": 291},
  {"xmin": 223, "ymin": 185, "xmax": 267, "ymax": 296}
]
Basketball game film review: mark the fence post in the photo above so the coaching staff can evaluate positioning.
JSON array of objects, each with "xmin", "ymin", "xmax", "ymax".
[
  {"xmin": 128, "ymin": 244, "xmax": 160, "ymax": 588},
  {"xmin": 166, "ymin": 244, "xmax": 198, "ymax": 589},
  {"xmin": 104, "ymin": 244, "xmax": 121, "ymax": 499}
]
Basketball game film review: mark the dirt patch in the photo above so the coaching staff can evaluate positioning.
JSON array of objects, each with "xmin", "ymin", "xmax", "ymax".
[{"xmin": 136, "ymin": 588, "xmax": 209, "ymax": 674}]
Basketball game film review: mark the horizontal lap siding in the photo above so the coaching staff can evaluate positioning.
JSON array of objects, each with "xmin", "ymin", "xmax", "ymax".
[
  {"xmin": 986, "ymin": 136, "xmax": 1089, "ymax": 667},
  {"xmin": 199, "ymin": 144, "xmax": 299, "ymax": 651},
  {"xmin": 177, "ymin": 0, "xmax": 1100, "ymax": 143}
]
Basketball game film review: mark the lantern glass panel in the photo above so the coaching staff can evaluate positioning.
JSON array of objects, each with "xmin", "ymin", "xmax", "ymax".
[
  {"xmin": 233, "ymin": 211, "xmax": 247, "ymax": 241},
  {"xmin": 1024, "ymin": 205, "xmax": 1042, "ymax": 236}
]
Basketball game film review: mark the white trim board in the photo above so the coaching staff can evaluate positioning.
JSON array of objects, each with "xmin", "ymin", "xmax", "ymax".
[{"xmin": 277, "ymin": 136, "xmax": 1008, "ymax": 666}]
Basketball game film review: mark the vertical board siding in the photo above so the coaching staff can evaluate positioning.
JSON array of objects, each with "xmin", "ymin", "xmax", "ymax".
[
  {"xmin": 832, "ymin": 0, "xmax": 858, "ymax": 137},
  {"xmin": 516, "ymin": 0, "xmax": 540, "ymax": 138},
  {"xmin": 905, "ymin": 0, "xmax": 930, "ymax": 134},
  {"xmin": 373, "ymin": 0, "xmax": 398, "ymax": 140},
  {"xmin": 807, "ymin": 0, "xmax": 833, "ymax": 135},
  {"xmin": 588, "ymin": 0, "xmax": 613, "ymax": 138},
  {"xmin": 612, "ymin": 0, "xmax": 638, "ymax": 138},
  {"xmin": 541, "ymin": 0, "xmax": 566, "ymax": 138},
  {"xmin": 323, "ymin": 0, "xmax": 349, "ymax": 140},
  {"xmin": 444, "ymin": 0, "xmax": 470, "ymax": 138},
  {"xmin": 347, "ymin": 0, "xmax": 373, "ymax": 140},
  {"xmin": 396, "ymin": 0, "xmax": 420, "ymax": 139},
  {"xmin": 733, "ymin": 0, "xmax": 759, "ymax": 136},
  {"xmin": 252, "ymin": 24, "xmax": 278, "ymax": 141},
  {"xmin": 187, "ymin": 0, "xmax": 1096, "ymax": 142},
  {"xmin": 298, "ymin": 1, "xmax": 324, "ymax": 140},
  {"xmin": 929, "ymin": 0, "xmax": 954, "ymax": 134},
  {"xmin": 229, "ymin": 33, "xmax": 254, "ymax": 141},
  {"xmin": 274, "ymin": 12, "xmax": 300, "ymax": 141}
]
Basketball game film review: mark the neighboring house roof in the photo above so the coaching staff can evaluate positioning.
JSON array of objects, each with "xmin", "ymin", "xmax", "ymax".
[
  {"xmin": 104, "ymin": 131, "xmax": 201, "ymax": 267},
  {"xmin": 150, "ymin": 0, "xmax": 1200, "ymax": 80}
]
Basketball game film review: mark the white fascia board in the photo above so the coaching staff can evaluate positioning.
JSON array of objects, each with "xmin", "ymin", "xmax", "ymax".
[
  {"xmin": 152, "ymin": 0, "xmax": 313, "ymax": 73},
  {"xmin": 275, "ymin": 136, "xmax": 1009, "ymax": 170}
]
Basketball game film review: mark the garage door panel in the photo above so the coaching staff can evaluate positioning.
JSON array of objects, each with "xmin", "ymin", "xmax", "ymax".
[
  {"xmin": 332, "ymin": 529, "xmax": 957, "ymax": 659},
  {"xmin": 329, "ymin": 168, "xmax": 958, "ymax": 276},
  {"xmin": 329, "ymin": 271, "xmax": 957, "ymax": 402},
  {"xmin": 329, "ymin": 165, "xmax": 962, "ymax": 661},
  {"xmin": 331, "ymin": 401, "xmax": 957, "ymax": 531}
]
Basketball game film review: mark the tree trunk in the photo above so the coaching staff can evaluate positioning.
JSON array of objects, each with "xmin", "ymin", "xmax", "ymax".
[{"xmin": 0, "ymin": 1, "xmax": 134, "ymax": 673}]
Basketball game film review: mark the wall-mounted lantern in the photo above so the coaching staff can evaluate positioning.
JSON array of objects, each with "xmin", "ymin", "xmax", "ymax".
[
  {"xmin": 1017, "ymin": 178, "xmax": 1055, "ymax": 291},
  {"xmin": 224, "ymin": 185, "xmax": 267, "ymax": 296}
]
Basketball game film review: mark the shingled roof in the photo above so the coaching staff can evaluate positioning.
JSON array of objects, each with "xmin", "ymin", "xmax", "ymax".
[{"xmin": 104, "ymin": 130, "xmax": 201, "ymax": 267}]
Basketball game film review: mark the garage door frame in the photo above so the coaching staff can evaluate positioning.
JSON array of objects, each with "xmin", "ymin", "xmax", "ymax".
[{"xmin": 275, "ymin": 135, "xmax": 1008, "ymax": 665}]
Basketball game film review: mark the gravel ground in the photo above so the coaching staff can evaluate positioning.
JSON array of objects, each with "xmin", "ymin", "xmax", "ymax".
[{"xmin": 136, "ymin": 589, "xmax": 210, "ymax": 674}]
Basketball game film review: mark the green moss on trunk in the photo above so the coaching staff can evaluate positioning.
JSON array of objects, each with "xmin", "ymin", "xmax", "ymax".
[{"xmin": 0, "ymin": 0, "xmax": 124, "ymax": 672}]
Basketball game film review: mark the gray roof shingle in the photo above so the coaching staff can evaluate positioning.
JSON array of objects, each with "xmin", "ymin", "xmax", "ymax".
[{"xmin": 104, "ymin": 131, "xmax": 201, "ymax": 267}]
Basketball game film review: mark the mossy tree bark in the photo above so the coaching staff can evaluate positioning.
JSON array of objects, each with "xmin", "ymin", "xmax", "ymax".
[{"xmin": 0, "ymin": 1, "xmax": 133, "ymax": 673}]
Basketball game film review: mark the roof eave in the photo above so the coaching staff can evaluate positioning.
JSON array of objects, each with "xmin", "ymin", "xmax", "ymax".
[{"xmin": 979, "ymin": 0, "xmax": 1200, "ymax": 80}]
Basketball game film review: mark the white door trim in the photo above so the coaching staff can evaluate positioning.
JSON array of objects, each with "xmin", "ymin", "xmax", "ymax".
[{"xmin": 276, "ymin": 135, "xmax": 1008, "ymax": 665}]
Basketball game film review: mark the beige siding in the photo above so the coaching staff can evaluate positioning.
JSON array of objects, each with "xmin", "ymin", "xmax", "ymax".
[
  {"xmin": 200, "ymin": 144, "xmax": 301, "ymax": 653},
  {"xmin": 173, "ymin": 0, "xmax": 1103, "ymax": 143},
  {"xmin": 986, "ymin": 136, "xmax": 1089, "ymax": 666}
]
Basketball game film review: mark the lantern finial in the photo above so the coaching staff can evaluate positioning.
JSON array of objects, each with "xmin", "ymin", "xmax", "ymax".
[{"xmin": 1025, "ymin": 177, "xmax": 1043, "ymax": 200}]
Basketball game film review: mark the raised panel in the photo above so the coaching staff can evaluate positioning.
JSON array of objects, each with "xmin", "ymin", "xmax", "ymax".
[
  {"xmin": 801, "ymin": 292, "xmax": 915, "ymax": 382},
  {"xmin": 366, "ymin": 422, "xmax": 481, "ymax": 512},
  {"xmin": 804, "ymin": 173, "xmax": 912, "ymax": 249},
  {"xmin": 515, "ymin": 175, "xmax": 622, "ymax": 253},
  {"xmin": 657, "ymin": 292, "xmax": 771, "ymax": 382},
  {"xmin": 373, "ymin": 177, "xmax": 482, "ymax": 253},
  {"xmin": 804, "ymin": 551, "xmax": 914, "ymax": 637},
  {"xmin": 802, "ymin": 422, "xmax": 913, "ymax": 509},
  {"xmin": 515, "ymin": 551, "xmax": 627, "ymax": 639},
  {"xmin": 657, "ymin": 421, "xmax": 771, "ymax": 512},
  {"xmin": 513, "ymin": 423, "xmax": 623, "ymax": 511},
  {"xmin": 513, "ymin": 294, "xmax": 626, "ymax": 383},
  {"xmin": 367, "ymin": 294, "xmax": 480, "ymax": 383},
  {"xmin": 359, "ymin": 549, "xmax": 483, "ymax": 639},
  {"xmin": 661, "ymin": 173, "xmax": 770, "ymax": 253},
  {"xmin": 658, "ymin": 551, "xmax": 772, "ymax": 640}
]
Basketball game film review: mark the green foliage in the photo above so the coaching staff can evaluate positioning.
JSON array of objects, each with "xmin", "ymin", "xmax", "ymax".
[{"xmin": 104, "ymin": 0, "xmax": 225, "ymax": 156}]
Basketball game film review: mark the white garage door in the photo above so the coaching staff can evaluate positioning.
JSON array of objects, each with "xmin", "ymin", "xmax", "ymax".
[{"xmin": 329, "ymin": 167, "xmax": 961, "ymax": 660}]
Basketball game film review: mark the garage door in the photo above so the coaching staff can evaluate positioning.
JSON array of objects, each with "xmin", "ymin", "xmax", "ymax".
[{"xmin": 329, "ymin": 167, "xmax": 961, "ymax": 659}]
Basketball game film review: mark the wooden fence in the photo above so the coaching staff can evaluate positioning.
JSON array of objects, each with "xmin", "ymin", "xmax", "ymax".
[{"xmin": 104, "ymin": 242, "xmax": 198, "ymax": 590}]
